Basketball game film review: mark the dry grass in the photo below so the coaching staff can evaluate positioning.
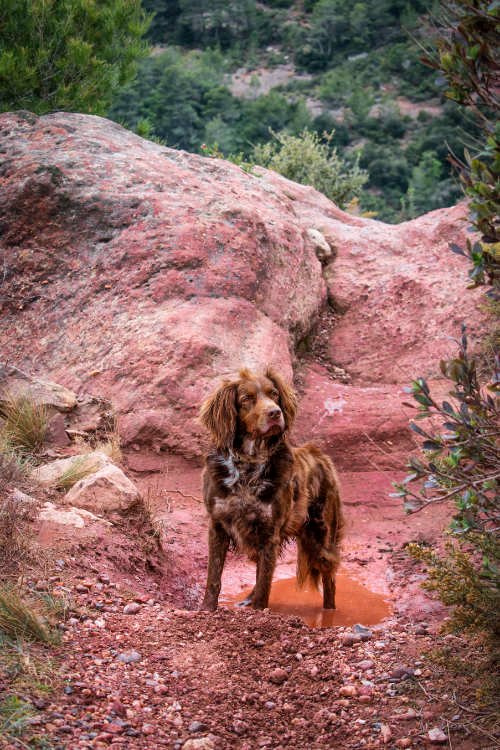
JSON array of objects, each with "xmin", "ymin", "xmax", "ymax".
[
  {"xmin": 0, "ymin": 392, "xmax": 49, "ymax": 454},
  {"xmin": 53, "ymin": 456, "xmax": 99, "ymax": 491},
  {"xmin": 94, "ymin": 431, "xmax": 122, "ymax": 463},
  {"xmin": 0, "ymin": 452, "xmax": 38, "ymax": 573},
  {"xmin": 0, "ymin": 586, "xmax": 54, "ymax": 644}
]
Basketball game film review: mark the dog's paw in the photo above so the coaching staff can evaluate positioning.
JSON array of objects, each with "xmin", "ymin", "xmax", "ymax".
[{"xmin": 236, "ymin": 596, "xmax": 253, "ymax": 608}]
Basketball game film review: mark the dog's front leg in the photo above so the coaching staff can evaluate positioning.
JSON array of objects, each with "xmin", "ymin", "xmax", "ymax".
[
  {"xmin": 200, "ymin": 521, "xmax": 230, "ymax": 611},
  {"xmin": 252, "ymin": 541, "xmax": 278, "ymax": 610}
]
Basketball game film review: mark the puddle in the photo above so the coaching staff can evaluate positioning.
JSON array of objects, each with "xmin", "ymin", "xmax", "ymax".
[{"xmin": 221, "ymin": 573, "xmax": 391, "ymax": 628}]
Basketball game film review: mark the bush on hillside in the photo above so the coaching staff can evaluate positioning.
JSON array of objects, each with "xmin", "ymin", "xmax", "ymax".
[
  {"xmin": 393, "ymin": 329, "xmax": 499, "ymax": 637},
  {"xmin": 251, "ymin": 129, "xmax": 367, "ymax": 207}
]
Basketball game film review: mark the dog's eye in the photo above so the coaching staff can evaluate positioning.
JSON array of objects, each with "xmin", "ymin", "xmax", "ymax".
[
  {"xmin": 239, "ymin": 394, "xmax": 253, "ymax": 406},
  {"xmin": 269, "ymin": 389, "xmax": 279, "ymax": 400}
]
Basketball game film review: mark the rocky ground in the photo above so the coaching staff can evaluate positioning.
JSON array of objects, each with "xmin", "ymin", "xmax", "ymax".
[
  {"xmin": 1, "ymin": 455, "xmax": 497, "ymax": 750},
  {"xmin": 0, "ymin": 112, "xmax": 497, "ymax": 749}
]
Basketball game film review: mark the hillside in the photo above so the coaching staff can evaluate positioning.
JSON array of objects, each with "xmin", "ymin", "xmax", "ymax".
[{"xmin": 108, "ymin": 0, "xmax": 480, "ymax": 222}]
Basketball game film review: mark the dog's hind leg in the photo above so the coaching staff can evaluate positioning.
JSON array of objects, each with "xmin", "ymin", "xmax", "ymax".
[{"xmin": 200, "ymin": 521, "xmax": 230, "ymax": 611}]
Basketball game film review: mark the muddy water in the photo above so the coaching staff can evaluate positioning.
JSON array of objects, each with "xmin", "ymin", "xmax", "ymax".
[{"xmin": 222, "ymin": 573, "xmax": 390, "ymax": 628}]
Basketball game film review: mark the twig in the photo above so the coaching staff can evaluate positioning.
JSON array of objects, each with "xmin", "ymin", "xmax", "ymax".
[{"xmin": 163, "ymin": 488, "xmax": 203, "ymax": 504}]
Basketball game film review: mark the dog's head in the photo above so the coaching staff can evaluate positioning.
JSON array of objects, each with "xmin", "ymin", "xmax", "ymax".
[{"xmin": 199, "ymin": 367, "xmax": 297, "ymax": 451}]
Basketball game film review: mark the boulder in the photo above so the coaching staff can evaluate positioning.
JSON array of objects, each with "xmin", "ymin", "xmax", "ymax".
[
  {"xmin": 0, "ymin": 111, "xmax": 487, "ymax": 461},
  {"xmin": 39, "ymin": 501, "xmax": 111, "ymax": 528},
  {"xmin": 63, "ymin": 463, "xmax": 140, "ymax": 514},
  {"xmin": 32, "ymin": 451, "xmax": 110, "ymax": 487},
  {"xmin": 0, "ymin": 363, "xmax": 76, "ymax": 412}
]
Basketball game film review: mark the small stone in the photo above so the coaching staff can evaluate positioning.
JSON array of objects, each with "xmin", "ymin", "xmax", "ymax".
[
  {"xmin": 380, "ymin": 724, "xmax": 392, "ymax": 744},
  {"xmin": 394, "ymin": 708, "xmax": 417, "ymax": 721},
  {"xmin": 117, "ymin": 651, "xmax": 141, "ymax": 664},
  {"xmin": 232, "ymin": 720, "xmax": 248, "ymax": 735},
  {"xmin": 189, "ymin": 721, "xmax": 208, "ymax": 733},
  {"xmin": 341, "ymin": 633, "xmax": 362, "ymax": 647},
  {"xmin": 123, "ymin": 602, "xmax": 141, "ymax": 615},
  {"xmin": 75, "ymin": 584, "xmax": 88, "ymax": 594},
  {"xmin": 339, "ymin": 685, "xmax": 358, "ymax": 698},
  {"xmin": 352, "ymin": 623, "xmax": 373, "ymax": 641},
  {"xmin": 269, "ymin": 668, "xmax": 288, "ymax": 685},
  {"xmin": 309, "ymin": 665, "xmax": 319, "ymax": 678},
  {"xmin": 396, "ymin": 739, "xmax": 412, "ymax": 748},
  {"xmin": 428, "ymin": 727, "xmax": 447, "ymax": 744},
  {"xmin": 390, "ymin": 665, "xmax": 415, "ymax": 681},
  {"xmin": 182, "ymin": 739, "xmax": 215, "ymax": 750},
  {"xmin": 264, "ymin": 702, "xmax": 275, "ymax": 709},
  {"xmin": 357, "ymin": 659, "xmax": 374, "ymax": 671}
]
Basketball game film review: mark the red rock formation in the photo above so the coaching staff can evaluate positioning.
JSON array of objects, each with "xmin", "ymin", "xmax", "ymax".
[{"xmin": 0, "ymin": 112, "xmax": 486, "ymax": 467}]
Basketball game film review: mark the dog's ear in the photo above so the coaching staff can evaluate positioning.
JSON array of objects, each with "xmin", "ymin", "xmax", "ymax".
[
  {"xmin": 199, "ymin": 380, "xmax": 238, "ymax": 451},
  {"xmin": 265, "ymin": 367, "xmax": 297, "ymax": 430}
]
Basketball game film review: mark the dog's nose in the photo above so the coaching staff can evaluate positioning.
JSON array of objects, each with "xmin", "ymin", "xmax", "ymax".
[{"xmin": 267, "ymin": 407, "xmax": 281, "ymax": 419}]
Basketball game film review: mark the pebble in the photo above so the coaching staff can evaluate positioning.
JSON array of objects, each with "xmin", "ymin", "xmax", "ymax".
[
  {"xmin": 339, "ymin": 685, "xmax": 358, "ymax": 698},
  {"xmin": 189, "ymin": 721, "xmax": 208, "ymax": 733},
  {"xmin": 269, "ymin": 668, "xmax": 288, "ymax": 685},
  {"xmin": 182, "ymin": 739, "xmax": 215, "ymax": 750},
  {"xmin": 341, "ymin": 633, "xmax": 362, "ymax": 647},
  {"xmin": 428, "ymin": 727, "xmax": 447, "ymax": 744},
  {"xmin": 232, "ymin": 720, "xmax": 249, "ymax": 735},
  {"xmin": 390, "ymin": 665, "xmax": 415, "ymax": 681},
  {"xmin": 352, "ymin": 624, "xmax": 373, "ymax": 641},
  {"xmin": 357, "ymin": 659, "xmax": 375, "ymax": 671},
  {"xmin": 123, "ymin": 603, "xmax": 141, "ymax": 615},
  {"xmin": 396, "ymin": 740, "xmax": 412, "ymax": 748},
  {"xmin": 380, "ymin": 724, "xmax": 392, "ymax": 744},
  {"xmin": 117, "ymin": 651, "xmax": 142, "ymax": 664}
]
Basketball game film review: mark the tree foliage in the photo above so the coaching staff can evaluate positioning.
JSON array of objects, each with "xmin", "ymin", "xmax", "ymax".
[
  {"xmin": 421, "ymin": 0, "xmax": 500, "ymax": 284},
  {"xmin": 393, "ymin": 329, "xmax": 499, "ymax": 636},
  {"xmin": 0, "ymin": 0, "xmax": 151, "ymax": 115},
  {"xmin": 251, "ymin": 129, "xmax": 367, "ymax": 207},
  {"xmin": 395, "ymin": 0, "xmax": 500, "ymax": 641}
]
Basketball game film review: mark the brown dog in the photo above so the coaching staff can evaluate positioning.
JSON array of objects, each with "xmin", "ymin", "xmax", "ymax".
[{"xmin": 199, "ymin": 367, "xmax": 343, "ymax": 611}]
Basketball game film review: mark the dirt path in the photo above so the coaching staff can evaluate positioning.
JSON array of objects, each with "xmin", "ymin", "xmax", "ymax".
[{"xmin": 1, "ymin": 457, "xmax": 495, "ymax": 750}]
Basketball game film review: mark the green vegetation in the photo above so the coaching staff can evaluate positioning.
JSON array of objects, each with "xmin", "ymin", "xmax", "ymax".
[
  {"xmin": 251, "ymin": 129, "xmax": 367, "ymax": 207},
  {"xmin": 109, "ymin": 0, "xmax": 487, "ymax": 221},
  {"xmin": 0, "ymin": 392, "xmax": 49, "ymax": 454},
  {"xmin": 394, "ymin": 0, "xmax": 499, "ymax": 643},
  {"xmin": 0, "ymin": 694, "xmax": 37, "ymax": 741},
  {"xmin": 0, "ymin": 587, "xmax": 54, "ymax": 643},
  {"xmin": 394, "ymin": 330, "xmax": 499, "ymax": 637},
  {"xmin": 0, "ymin": 0, "xmax": 151, "ymax": 115}
]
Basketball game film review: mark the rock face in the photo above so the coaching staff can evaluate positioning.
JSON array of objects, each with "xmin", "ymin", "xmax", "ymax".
[
  {"xmin": 0, "ymin": 364, "xmax": 77, "ymax": 412},
  {"xmin": 0, "ymin": 111, "xmax": 486, "ymax": 466}
]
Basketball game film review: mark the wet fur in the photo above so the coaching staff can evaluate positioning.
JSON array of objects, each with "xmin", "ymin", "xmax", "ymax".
[{"xmin": 199, "ymin": 367, "xmax": 344, "ymax": 611}]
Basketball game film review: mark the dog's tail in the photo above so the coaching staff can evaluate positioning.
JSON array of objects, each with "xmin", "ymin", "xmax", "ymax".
[{"xmin": 296, "ymin": 462, "xmax": 344, "ymax": 591}]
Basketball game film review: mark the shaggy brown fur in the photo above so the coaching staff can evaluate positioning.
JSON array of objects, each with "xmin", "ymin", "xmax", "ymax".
[{"xmin": 199, "ymin": 367, "xmax": 343, "ymax": 611}]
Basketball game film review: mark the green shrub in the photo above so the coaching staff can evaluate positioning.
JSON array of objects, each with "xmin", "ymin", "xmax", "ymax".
[
  {"xmin": 251, "ymin": 129, "xmax": 367, "ymax": 207},
  {"xmin": 394, "ymin": 328, "xmax": 499, "ymax": 638},
  {"xmin": 0, "ymin": 0, "xmax": 151, "ymax": 115}
]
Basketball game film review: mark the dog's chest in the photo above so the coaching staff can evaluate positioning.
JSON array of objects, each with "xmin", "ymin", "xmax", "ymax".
[{"xmin": 210, "ymin": 455, "xmax": 276, "ymax": 538}]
